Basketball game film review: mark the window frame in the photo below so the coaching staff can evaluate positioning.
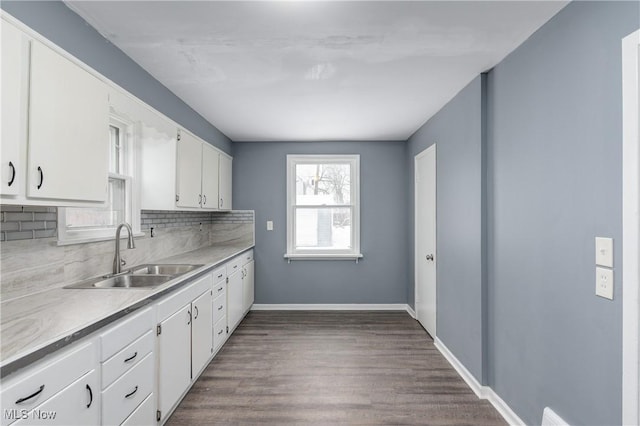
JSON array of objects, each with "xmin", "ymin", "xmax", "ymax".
[
  {"xmin": 57, "ymin": 114, "xmax": 141, "ymax": 245},
  {"xmin": 285, "ymin": 154, "xmax": 362, "ymax": 261}
]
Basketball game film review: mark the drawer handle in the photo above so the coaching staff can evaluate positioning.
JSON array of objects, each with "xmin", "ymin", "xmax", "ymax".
[
  {"xmin": 15, "ymin": 385, "xmax": 45, "ymax": 405},
  {"xmin": 124, "ymin": 352, "xmax": 138, "ymax": 363},
  {"xmin": 217, "ymin": 286, "xmax": 223, "ymax": 292},
  {"xmin": 217, "ymin": 274, "xmax": 223, "ymax": 279},
  {"xmin": 194, "ymin": 305, "xmax": 199, "ymax": 320},
  {"xmin": 218, "ymin": 305, "xmax": 224, "ymax": 311},
  {"xmin": 125, "ymin": 386, "xmax": 138, "ymax": 399},
  {"xmin": 86, "ymin": 384, "xmax": 93, "ymax": 408},
  {"xmin": 8, "ymin": 161, "xmax": 15, "ymax": 187},
  {"xmin": 217, "ymin": 329, "xmax": 224, "ymax": 335}
]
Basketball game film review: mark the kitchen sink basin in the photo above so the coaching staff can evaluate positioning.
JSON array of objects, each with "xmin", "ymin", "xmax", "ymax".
[
  {"xmin": 64, "ymin": 264, "xmax": 203, "ymax": 289},
  {"xmin": 130, "ymin": 264, "xmax": 202, "ymax": 276}
]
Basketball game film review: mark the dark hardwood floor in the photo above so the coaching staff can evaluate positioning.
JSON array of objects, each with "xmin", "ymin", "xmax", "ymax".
[{"xmin": 167, "ymin": 311, "xmax": 506, "ymax": 425}]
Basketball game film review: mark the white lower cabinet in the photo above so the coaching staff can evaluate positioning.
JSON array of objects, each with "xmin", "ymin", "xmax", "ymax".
[
  {"xmin": 12, "ymin": 369, "xmax": 99, "ymax": 426},
  {"xmin": 191, "ymin": 289, "xmax": 213, "ymax": 378},
  {"xmin": 242, "ymin": 251, "xmax": 255, "ymax": 314},
  {"xmin": 227, "ymin": 265, "xmax": 244, "ymax": 333},
  {"xmin": 120, "ymin": 394, "xmax": 154, "ymax": 426}
]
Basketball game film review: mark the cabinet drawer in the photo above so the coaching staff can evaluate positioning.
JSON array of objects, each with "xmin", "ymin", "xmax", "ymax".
[
  {"xmin": 213, "ymin": 315, "xmax": 227, "ymax": 350},
  {"xmin": 226, "ymin": 257, "xmax": 243, "ymax": 276},
  {"xmin": 102, "ymin": 352, "xmax": 153, "ymax": 426},
  {"xmin": 120, "ymin": 393, "xmax": 154, "ymax": 426},
  {"xmin": 213, "ymin": 292, "xmax": 226, "ymax": 325},
  {"xmin": 157, "ymin": 273, "xmax": 212, "ymax": 322},
  {"xmin": 242, "ymin": 249, "xmax": 254, "ymax": 264},
  {"xmin": 12, "ymin": 369, "xmax": 99, "ymax": 426},
  {"xmin": 212, "ymin": 266, "xmax": 226, "ymax": 284},
  {"xmin": 102, "ymin": 331, "xmax": 154, "ymax": 390},
  {"xmin": 100, "ymin": 307, "xmax": 153, "ymax": 362},
  {"xmin": 213, "ymin": 277, "xmax": 226, "ymax": 299},
  {"xmin": 1, "ymin": 341, "xmax": 96, "ymax": 426}
]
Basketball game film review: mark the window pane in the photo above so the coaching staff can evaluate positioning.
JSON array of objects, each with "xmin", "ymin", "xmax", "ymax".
[
  {"xmin": 295, "ymin": 207, "xmax": 351, "ymax": 249},
  {"xmin": 295, "ymin": 163, "xmax": 350, "ymax": 205},
  {"xmin": 109, "ymin": 125, "xmax": 121, "ymax": 174},
  {"xmin": 66, "ymin": 178, "xmax": 125, "ymax": 229}
]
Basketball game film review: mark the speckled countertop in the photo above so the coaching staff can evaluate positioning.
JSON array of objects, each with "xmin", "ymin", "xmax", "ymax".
[{"xmin": 0, "ymin": 241, "xmax": 253, "ymax": 377}]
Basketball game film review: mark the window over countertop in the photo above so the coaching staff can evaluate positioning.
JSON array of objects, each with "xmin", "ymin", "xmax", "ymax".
[
  {"xmin": 285, "ymin": 155, "xmax": 362, "ymax": 261},
  {"xmin": 57, "ymin": 114, "xmax": 141, "ymax": 245}
]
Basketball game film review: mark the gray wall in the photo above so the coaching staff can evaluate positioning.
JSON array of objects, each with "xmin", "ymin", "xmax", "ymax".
[
  {"xmin": 486, "ymin": 2, "xmax": 638, "ymax": 425},
  {"xmin": 1, "ymin": 1, "xmax": 231, "ymax": 154},
  {"xmin": 406, "ymin": 76, "xmax": 485, "ymax": 382},
  {"xmin": 233, "ymin": 141, "xmax": 408, "ymax": 304}
]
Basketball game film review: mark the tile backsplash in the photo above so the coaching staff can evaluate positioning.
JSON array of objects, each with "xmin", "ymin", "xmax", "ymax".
[
  {"xmin": 1, "ymin": 206, "xmax": 57, "ymax": 242},
  {"xmin": 141, "ymin": 210, "xmax": 254, "ymax": 230}
]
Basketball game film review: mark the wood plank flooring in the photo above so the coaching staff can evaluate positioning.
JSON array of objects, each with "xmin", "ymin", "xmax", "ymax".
[{"xmin": 167, "ymin": 311, "xmax": 506, "ymax": 425}]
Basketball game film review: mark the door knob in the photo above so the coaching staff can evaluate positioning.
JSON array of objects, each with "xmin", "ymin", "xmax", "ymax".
[{"xmin": 426, "ymin": 254, "xmax": 434, "ymax": 261}]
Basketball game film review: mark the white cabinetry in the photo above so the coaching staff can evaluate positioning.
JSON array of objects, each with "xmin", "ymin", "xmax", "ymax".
[
  {"xmin": 0, "ymin": 341, "xmax": 98, "ymax": 426},
  {"xmin": 156, "ymin": 273, "xmax": 213, "ymax": 422},
  {"xmin": 242, "ymin": 252, "xmax": 255, "ymax": 314},
  {"xmin": 176, "ymin": 130, "xmax": 228, "ymax": 210},
  {"xmin": 219, "ymin": 154, "xmax": 233, "ymax": 210},
  {"xmin": 226, "ymin": 257, "xmax": 244, "ymax": 333},
  {"xmin": 28, "ymin": 40, "xmax": 109, "ymax": 203},
  {"xmin": 212, "ymin": 266, "xmax": 228, "ymax": 350},
  {"xmin": 1, "ymin": 19, "xmax": 28, "ymax": 197}
]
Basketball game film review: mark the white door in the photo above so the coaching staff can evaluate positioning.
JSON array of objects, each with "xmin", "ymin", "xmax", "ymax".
[
  {"xmin": 157, "ymin": 303, "xmax": 191, "ymax": 419},
  {"xmin": 201, "ymin": 143, "xmax": 220, "ymax": 210},
  {"xmin": 227, "ymin": 270, "xmax": 243, "ymax": 332},
  {"xmin": 243, "ymin": 260, "xmax": 255, "ymax": 312},
  {"xmin": 28, "ymin": 41, "xmax": 109, "ymax": 202},
  {"xmin": 191, "ymin": 290, "xmax": 213, "ymax": 377},
  {"xmin": 415, "ymin": 145, "xmax": 437, "ymax": 337},
  {"xmin": 1, "ymin": 20, "xmax": 28, "ymax": 196},
  {"xmin": 218, "ymin": 154, "xmax": 232, "ymax": 210},
  {"xmin": 176, "ymin": 131, "xmax": 202, "ymax": 208}
]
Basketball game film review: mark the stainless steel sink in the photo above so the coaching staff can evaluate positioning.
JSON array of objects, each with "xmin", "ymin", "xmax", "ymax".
[
  {"xmin": 130, "ymin": 264, "xmax": 202, "ymax": 276},
  {"xmin": 64, "ymin": 264, "xmax": 203, "ymax": 289}
]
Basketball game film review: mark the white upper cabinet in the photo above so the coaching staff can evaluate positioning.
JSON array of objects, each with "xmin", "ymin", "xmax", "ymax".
[
  {"xmin": 219, "ymin": 154, "xmax": 232, "ymax": 210},
  {"xmin": 1, "ymin": 20, "xmax": 28, "ymax": 197},
  {"xmin": 28, "ymin": 40, "xmax": 109, "ymax": 202},
  {"xmin": 175, "ymin": 130, "xmax": 203, "ymax": 208},
  {"xmin": 201, "ymin": 143, "xmax": 219, "ymax": 210}
]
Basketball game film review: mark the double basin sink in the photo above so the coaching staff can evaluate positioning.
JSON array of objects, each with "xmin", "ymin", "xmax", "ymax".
[{"xmin": 65, "ymin": 264, "xmax": 203, "ymax": 289}]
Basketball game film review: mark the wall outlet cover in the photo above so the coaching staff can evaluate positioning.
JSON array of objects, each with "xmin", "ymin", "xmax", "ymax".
[
  {"xmin": 267, "ymin": 220, "xmax": 273, "ymax": 231},
  {"xmin": 595, "ymin": 267, "xmax": 614, "ymax": 300},
  {"xmin": 595, "ymin": 237, "xmax": 613, "ymax": 267}
]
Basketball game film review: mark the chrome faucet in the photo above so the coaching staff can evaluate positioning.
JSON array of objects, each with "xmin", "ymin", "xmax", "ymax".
[{"xmin": 113, "ymin": 223, "xmax": 136, "ymax": 274}]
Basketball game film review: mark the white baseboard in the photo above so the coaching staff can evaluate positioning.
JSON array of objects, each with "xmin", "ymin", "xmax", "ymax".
[
  {"xmin": 434, "ymin": 337, "xmax": 526, "ymax": 426},
  {"xmin": 405, "ymin": 305, "xmax": 417, "ymax": 319},
  {"xmin": 251, "ymin": 303, "xmax": 410, "ymax": 312}
]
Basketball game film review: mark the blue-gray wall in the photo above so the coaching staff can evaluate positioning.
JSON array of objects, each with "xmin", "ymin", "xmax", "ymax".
[
  {"xmin": 405, "ymin": 2, "xmax": 638, "ymax": 425},
  {"xmin": 406, "ymin": 75, "xmax": 486, "ymax": 383},
  {"xmin": 486, "ymin": 2, "xmax": 638, "ymax": 425},
  {"xmin": 1, "ymin": 1, "xmax": 231, "ymax": 154},
  {"xmin": 233, "ymin": 141, "xmax": 408, "ymax": 304}
]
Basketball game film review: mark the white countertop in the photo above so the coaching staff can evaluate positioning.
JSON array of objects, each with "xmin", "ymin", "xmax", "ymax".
[{"xmin": 0, "ymin": 241, "xmax": 253, "ymax": 376}]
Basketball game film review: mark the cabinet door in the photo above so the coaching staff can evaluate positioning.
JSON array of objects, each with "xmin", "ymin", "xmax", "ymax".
[
  {"xmin": 243, "ymin": 260, "xmax": 255, "ymax": 313},
  {"xmin": 157, "ymin": 303, "xmax": 191, "ymax": 418},
  {"xmin": 191, "ymin": 290, "xmax": 213, "ymax": 377},
  {"xmin": 1, "ymin": 20, "xmax": 28, "ymax": 196},
  {"xmin": 175, "ymin": 131, "xmax": 202, "ymax": 208},
  {"xmin": 218, "ymin": 154, "xmax": 232, "ymax": 210},
  {"xmin": 28, "ymin": 41, "xmax": 109, "ymax": 202},
  {"xmin": 12, "ymin": 369, "xmax": 99, "ymax": 426},
  {"xmin": 227, "ymin": 270, "xmax": 243, "ymax": 332},
  {"xmin": 201, "ymin": 143, "xmax": 219, "ymax": 210}
]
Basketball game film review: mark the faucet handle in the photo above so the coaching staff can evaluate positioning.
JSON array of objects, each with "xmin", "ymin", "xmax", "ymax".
[{"xmin": 121, "ymin": 259, "xmax": 127, "ymax": 267}]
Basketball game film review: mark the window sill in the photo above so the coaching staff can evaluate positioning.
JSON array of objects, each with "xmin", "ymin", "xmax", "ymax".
[{"xmin": 284, "ymin": 253, "xmax": 364, "ymax": 263}]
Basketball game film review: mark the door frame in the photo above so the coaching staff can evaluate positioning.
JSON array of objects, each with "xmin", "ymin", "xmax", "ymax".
[
  {"xmin": 414, "ymin": 144, "xmax": 437, "ymax": 336},
  {"xmin": 622, "ymin": 28, "xmax": 640, "ymax": 426}
]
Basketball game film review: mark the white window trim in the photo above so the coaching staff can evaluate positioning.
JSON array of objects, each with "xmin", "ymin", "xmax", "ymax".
[
  {"xmin": 57, "ymin": 114, "xmax": 141, "ymax": 245},
  {"xmin": 285, "ymin": 154, "xmax": 362, "ymax": 261}
]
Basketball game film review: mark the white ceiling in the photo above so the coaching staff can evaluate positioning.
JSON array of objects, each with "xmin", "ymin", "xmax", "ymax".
[{"xmin": 66, "ymin": 1, "xmax": 567, "ymax": 142}]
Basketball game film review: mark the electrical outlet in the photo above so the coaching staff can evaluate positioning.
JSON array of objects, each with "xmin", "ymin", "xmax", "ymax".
[
  {"xmin": 595, "ymin": 237, "xmax": 613, "ymax": 267},
  {"xmin": 595, "ymin": 267, "xmax": 614, "ymax": 300},
  {"xmin": 267, "ymin": 221, "xmax": 273, "ymax": 231}
]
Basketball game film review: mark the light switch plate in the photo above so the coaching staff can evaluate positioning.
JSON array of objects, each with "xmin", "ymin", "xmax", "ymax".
[
  {"xmin": 595, "ymin": 237, "xmax": 613, "ymax": 267},
  {"xmin": 267, "ymin": 220, "xmax": 273, "ymax": 231},
  {"xmin": 595, "ymin": 267, "xmax": 614, "ymax": 300}
]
